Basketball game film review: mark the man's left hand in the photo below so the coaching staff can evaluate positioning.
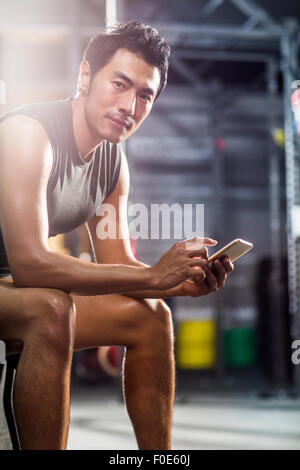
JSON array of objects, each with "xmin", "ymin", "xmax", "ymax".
[{"xmin": 182, "ymin": 256, "xmax": 234, "ymax": 297}]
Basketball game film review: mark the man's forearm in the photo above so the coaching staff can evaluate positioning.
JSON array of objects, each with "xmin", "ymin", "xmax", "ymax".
[
  {"xmin": 13, "ymin": 250, "xmax": 157, "ymax": 296},
  {"xmin": 119, "ymin": 258, "xmax": 186, "ymax": 299}
]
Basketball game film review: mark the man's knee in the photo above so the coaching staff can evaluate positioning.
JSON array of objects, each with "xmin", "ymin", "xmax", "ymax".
[
  {"xmin": 21, "ymin": 289, "xmax": 76, "ymax": 355},
  {"xmin": 133, "ymin": 298, "xmax": 174, "ymax": 346},
  {"xmin": 153, "ymin": 299, "xmax": 173, "ymax": 332}
]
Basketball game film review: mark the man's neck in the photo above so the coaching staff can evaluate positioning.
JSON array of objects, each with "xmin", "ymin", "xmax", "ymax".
[{"xmin": 71, "ymin": 97, "xmax": 103, "ymax": 160}]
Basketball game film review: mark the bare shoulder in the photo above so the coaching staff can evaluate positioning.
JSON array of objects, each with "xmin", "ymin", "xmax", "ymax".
[
  {"xmin": 0, "ymin": 113, "xmax": 50, "ymax": 147},
  {"xmin": 0, "ymin": 114, "xmax": 52, "ymax": 170}
]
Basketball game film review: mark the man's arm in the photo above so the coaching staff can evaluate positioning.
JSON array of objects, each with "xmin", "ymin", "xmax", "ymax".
[
  {"xmin": 87, "ymin": 151, "xmax": 225, "ymax": 299},
  {"xmin": 0, "ymin": 117, "xmax": 206, "ymax": 295},
  {"xmin": 87, "ymin": 151, "xmax": 181, "ymax": 298}
]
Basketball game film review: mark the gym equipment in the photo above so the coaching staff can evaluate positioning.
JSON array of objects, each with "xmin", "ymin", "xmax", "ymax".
[{"xmin": 176, "ymin": 319, "xmax": 216, "ymax": 369}]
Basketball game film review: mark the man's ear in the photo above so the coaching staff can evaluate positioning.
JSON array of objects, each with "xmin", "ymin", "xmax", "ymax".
[{"xmin": 79, "ymin": 60, "xmax": 91, "ymax": 96}]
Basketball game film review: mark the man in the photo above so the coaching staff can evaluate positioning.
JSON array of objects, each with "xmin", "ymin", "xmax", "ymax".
[{"xmin": 0, "ymin": 22, "xmax": 233, "ymax": 450}]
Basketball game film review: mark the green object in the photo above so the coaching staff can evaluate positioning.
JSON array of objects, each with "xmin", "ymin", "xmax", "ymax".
[{"xmin": 223, "ymin": 327, "xmax": 257, "ymax": 367}]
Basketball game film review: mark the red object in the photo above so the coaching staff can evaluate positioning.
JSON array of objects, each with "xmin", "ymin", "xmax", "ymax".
[
  {"xmin": 291, "ymin": 89, "xmax": 300, "ymax": 136},
  {"xmin": 215, "ymin": 138, "xmax": 225, "ymax": 151},
  {"xmin": 291, "ymin": 88, "xmax": 300, "ymax": 106},
  {"xmin": 107, "ymin": 346, "xmax": 120, "ymax": 368}
]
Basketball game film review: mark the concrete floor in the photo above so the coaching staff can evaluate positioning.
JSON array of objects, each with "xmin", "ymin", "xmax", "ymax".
[
  {"xmin": 1, "ymin": 374, "xmax": 300, "ymax": 450},
  {"xmin": 67, "ymin": 386, "xmax": 300, "ymax": 450}
]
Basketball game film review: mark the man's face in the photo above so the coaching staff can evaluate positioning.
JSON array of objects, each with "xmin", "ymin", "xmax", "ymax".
[{"xmin": 81, "ymin": 48, "xmax": 161, "ymax": 144}]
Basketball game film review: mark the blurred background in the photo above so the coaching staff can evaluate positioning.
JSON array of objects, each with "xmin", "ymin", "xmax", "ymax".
[{"xmin": 1, "ymin": 0, "xmax": 300, "ymax": 450}]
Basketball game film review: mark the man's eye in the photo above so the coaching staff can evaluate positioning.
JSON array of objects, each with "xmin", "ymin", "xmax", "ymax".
[
  {"xmin": 140, "ymin": 94, "xmax": 151, "ymax": 102},
  {"xmin": 113, "ymin": 81, "xmax": 125, "ymax": 89}
]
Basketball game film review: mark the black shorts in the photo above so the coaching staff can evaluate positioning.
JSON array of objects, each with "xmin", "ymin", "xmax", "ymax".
[
  {"xmin": 0, "ymin": 231, "xmax": 12, "ymax": 279},
  {"xmin": 0, "ymin": 268, "xmax": 12, "ymax": 279},
  {"xmin": 0, "ymin": 272, "xmax": 12, "ymax": 279}
]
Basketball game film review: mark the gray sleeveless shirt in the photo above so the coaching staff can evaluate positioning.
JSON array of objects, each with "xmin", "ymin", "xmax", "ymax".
[{"xmin": 0, "ymin": 98, "xmax": 122, "ymax": 275}]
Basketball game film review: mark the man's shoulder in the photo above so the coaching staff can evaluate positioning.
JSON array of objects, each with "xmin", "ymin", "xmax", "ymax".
[
  {"xmin": 0, "ymin": 98, "xmax": 73, "ymax": 152},
  {"xmin": 0, "ymin": 103, "xmax": 57, "ymax": 158},
  {"xmin": 0, "ymin": 98, "xmax": 71, "ymax": 125}
]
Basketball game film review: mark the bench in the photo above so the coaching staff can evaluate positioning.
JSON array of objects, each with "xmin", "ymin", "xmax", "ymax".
[{"xmin": 0, "ymin": 341, "xmax": 21, "ymax": 450}]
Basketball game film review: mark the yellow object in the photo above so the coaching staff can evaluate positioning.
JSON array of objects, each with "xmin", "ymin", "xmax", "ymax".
[
  {"xmin": 176, "ymin": 320, "xmax": 216, "ymax": 369},
  {"xmin": 272, "ymin": 128, "xmax": 285, "ymax": 147}
]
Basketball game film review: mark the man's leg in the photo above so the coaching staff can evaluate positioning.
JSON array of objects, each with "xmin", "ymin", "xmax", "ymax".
[
  {"xmin": 72, "ymin": 294, "xmax": 175, "ymax": 450},
  {"xmin": 0, "ymin": 279, "xmax": 75, "ymax": 450}
]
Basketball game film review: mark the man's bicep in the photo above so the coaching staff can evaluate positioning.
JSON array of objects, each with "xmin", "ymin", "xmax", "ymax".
[
  {"xmin": 0, "ymin": 115, "xmax": 53, "ymax": 277},
  {"xmin": 88, "ymin": 151, "xmax": 136, "ymax": 264}
]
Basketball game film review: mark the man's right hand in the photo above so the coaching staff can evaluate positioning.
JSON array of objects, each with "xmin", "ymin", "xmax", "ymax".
[{"xmin": 149, "ymin": 237, "xmax": 218, "ymax": 290}]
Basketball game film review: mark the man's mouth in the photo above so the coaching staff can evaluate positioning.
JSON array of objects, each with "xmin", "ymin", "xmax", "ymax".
[{"xmin": 107, "ymin": 116, "xmax": 132, "ymax": 130}]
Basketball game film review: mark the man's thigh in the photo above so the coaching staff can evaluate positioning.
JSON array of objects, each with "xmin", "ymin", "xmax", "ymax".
[
  {"xmin": 0, "ymin": 278, "xmax": 27, "ymax": 341},
  {"xmin": 0, "ymin": 278, "xmax": 70, "ymax": 343},
  {"xmin": 0, "ymin": 277, "xmax": 167, "ymax": 350},
  {"xmin": 71, "ymin": 294, "xmax": 165, "ymax": 351}
]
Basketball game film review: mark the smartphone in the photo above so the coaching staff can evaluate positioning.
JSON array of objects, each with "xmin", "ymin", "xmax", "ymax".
[
  {"xmin": 187, "ymin": 238, "xmax": 253, "ymax": 283},
  {"xmin": 207, "ymin": 238, "xmax": 253, "ymax": 267}
]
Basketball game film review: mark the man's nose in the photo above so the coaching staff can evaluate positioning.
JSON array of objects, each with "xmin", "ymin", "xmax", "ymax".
[{"xmin": 118, "ymin": 90, "xmax": 136, "ymax": 116}]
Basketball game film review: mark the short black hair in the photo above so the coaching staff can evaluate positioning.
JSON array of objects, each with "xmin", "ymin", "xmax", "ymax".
[{"xmin": 82, "ymin": 21, "xmax": 171, "ymax": 100}]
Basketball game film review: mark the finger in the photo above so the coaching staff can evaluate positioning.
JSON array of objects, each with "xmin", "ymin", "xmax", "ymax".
[
  {"xmin": 221, "ymin": 256, "xmax": 234, "ymax": 273},
  {"xmin": 184, "ymin": 237, "xmax": 218, "ymax": 250},
  {"xmin": 197, "ymin": 237, "xmax": 218, "ymax": 245},
  {"xmin": 188, "ymin": 247, "xmax": 208, "ymax": 258},
  {"xmin": 211, "ymin": 259, "xmax": 227, "ymax": 283},
  {"xmin": 178, "ymin": 236, "xmax": 200, "ymax": 245},
  {"xmin": 188, "ymin": 248, "xmax": 210, "ymax": 259},
  {"xmin": 189, "ymin": 267, "xmax": 206, "ymax": 281},
  {"xmin": 203, "ymin": 265, "xmax": 218, "ymax": 290},
  {"xmin": 190, "ymin": 258, "xmax": 208, "ymax": 267},
  {"xmin": 185, "ymin": 278, "xmax": 198, "ymax": 284}
]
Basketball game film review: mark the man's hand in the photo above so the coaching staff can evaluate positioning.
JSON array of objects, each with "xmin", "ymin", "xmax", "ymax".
[
  {"xmin": 182, "ymin": 256, "xmax": 234, "ymax": 297},
  {"xmin": 150, "ymin": 237, "xmax": 217, "ymax": 291}
]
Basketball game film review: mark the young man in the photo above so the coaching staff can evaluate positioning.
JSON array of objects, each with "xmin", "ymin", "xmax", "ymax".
[{"xmin": 0, "ymin": 22, "xmax": 233, "ymax": 450}]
